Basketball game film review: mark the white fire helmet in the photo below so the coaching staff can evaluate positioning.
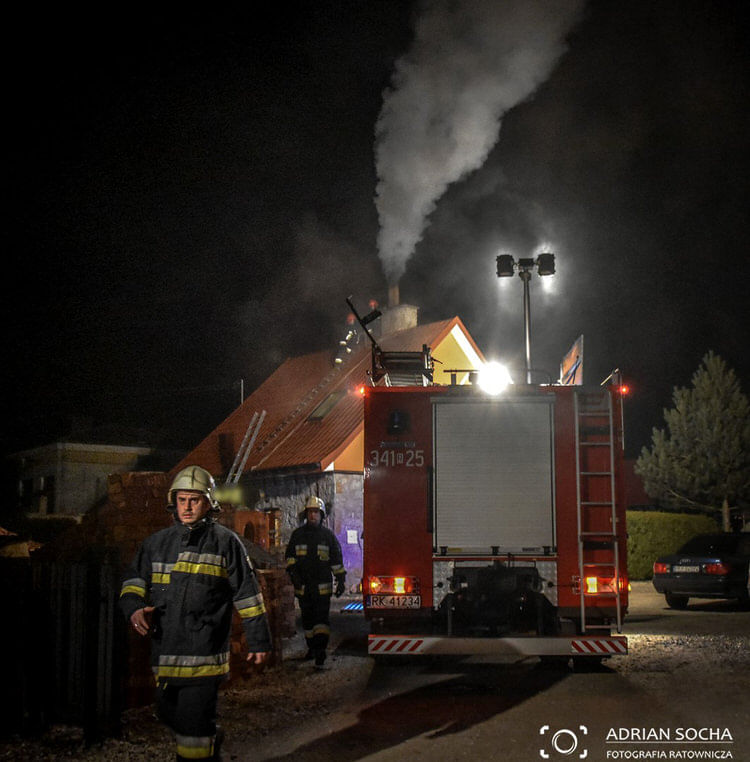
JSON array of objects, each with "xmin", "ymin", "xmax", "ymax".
[
  {"xmin": 167, "ymin": 465, "xmax": 220, "ymax": 512},
  {"xmin": 300, "ymin": 495, "xmax": 326, "ymax": 521}
]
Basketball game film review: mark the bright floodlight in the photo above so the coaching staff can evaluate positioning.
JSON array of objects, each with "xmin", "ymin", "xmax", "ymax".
[
  {"xmin": 496, "ymin": 254, "xmax": 515, "ymax": 277},
  {"xmin": 536, "ymin": 252, "xmax": 555, "ymax": 276},
  {"xmin": 478, "ymin": 361, "xmax": 513, "ymax": 395}
]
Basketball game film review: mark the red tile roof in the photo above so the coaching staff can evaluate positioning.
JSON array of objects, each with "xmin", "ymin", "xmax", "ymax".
[{"xmin": 175, "ymin": 317, "xmax": 480, "ymax": 477}]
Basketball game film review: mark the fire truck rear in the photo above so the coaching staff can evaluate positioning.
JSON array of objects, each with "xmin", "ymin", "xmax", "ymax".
[{"xmin": 362, "ymin": 379, "xmax": 629, "ymax": 664}]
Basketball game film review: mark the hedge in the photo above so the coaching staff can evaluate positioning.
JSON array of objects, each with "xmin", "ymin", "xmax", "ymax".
[{"xmin": 626, "ymin": 510, "xmax": 719, "ymax": 580}]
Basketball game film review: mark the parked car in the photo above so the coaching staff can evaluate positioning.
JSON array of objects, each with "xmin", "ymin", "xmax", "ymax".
[{"xmin": 652, "ymin": 532, "xmax": 750, "ymax": 609}]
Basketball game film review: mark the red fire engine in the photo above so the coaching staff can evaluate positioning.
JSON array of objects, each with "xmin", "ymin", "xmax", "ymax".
[{"xmin": 362, "ymin": 376, "xmax": 629, "ymax": 664}]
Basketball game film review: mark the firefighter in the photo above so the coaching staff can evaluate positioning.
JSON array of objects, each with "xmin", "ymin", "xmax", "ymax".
[
  {"xmin": 285, "ymin": 495, "xmax": 346, "ymax": 667},
  {"xmin": 120, "ymin": 465, "xmax": 271, "ymax": 762}
]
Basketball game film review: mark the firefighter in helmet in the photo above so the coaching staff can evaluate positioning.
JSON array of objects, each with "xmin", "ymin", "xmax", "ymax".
[
  {"xmin": 285, "ymin": 495, "xmax": 346, "ymax": 667},
  {"xmin": 120, "ymin": 465, "xmax": 272, "ymax": 761}
]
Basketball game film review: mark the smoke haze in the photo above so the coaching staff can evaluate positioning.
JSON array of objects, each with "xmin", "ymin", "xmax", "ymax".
[{"xmin": 374, "ymin": 0, "xmax": 586, "ymax": 285}]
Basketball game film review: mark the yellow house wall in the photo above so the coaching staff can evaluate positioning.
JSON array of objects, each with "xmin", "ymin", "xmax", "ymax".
[
  {"xmin": 432, "ymin": 330, "xmax": 482, "ymax": 385},
  {"xmin": 329, "ymin": 429, "xmax": 364, "ymax": 472}
]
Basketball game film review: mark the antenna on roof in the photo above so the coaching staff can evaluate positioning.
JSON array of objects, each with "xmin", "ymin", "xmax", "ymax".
[
  {"xmin": 346, "ymin": 296, "xmax": 382, "ymax": 348},
  {"xmin": 347, "ymin": 295, "xmax": 386, "ymax": 382}
]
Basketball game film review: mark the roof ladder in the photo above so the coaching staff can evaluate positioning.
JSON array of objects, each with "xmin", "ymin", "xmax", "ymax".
[
  {"xmin": 226, "ymin": 410, "xmax": 267, "ymax": 485},
  {"xmin": 574, "ymin": 389, "xmax": 623, "ymax": 635}
]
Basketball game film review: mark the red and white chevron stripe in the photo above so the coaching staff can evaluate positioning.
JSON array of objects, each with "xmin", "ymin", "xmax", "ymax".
[
  {"xmin": 367, "ymin": 634, "xmax": 628, "ymax": 656},
  {"xmin": 571, "ymin": 638, "xmax": 627, "ymax": 655},
  {"xmin": 369, "ymin": 636, "xmax": 425, "ymax": 654}
]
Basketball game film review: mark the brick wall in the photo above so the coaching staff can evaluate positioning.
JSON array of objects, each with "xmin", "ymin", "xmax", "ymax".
[{"xmin": 36, "ymin": 471, "xmax": 295, "ymax": 708}]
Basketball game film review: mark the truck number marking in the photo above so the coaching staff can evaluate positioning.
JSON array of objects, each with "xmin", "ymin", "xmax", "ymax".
[{"xmin": 369, "ymin": 449, "xmax": 425, "ymax": 468}]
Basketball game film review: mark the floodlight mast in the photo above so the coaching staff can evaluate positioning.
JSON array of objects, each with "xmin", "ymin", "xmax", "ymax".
[{"xmin": 495, "ymin": 253, "xmax": 555, "ymax": 385}]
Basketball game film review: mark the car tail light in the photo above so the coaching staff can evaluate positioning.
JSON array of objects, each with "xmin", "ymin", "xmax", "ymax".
[
  {"xmin": 703, "ymin": 562, "xmax": 731, "ymax": 575},
  {"xmin": 653, "ymin": 562, "xmax": 669, "ymax": 575},
  {"xmin": 367, "ymin": 576, "xmax": 420, "ymax": 594}
]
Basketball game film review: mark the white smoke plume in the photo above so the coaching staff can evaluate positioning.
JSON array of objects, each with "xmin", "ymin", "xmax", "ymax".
[{"xmin": 374, "ymin": 0, "xmax": 585, "ymax": 285}]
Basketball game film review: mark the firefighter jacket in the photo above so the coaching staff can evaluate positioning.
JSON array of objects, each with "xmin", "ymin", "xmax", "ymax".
[
  {"xmin": 285, "ymin": 522, "xmax": 345, "ymax": 597},
  {"xmin": 120, "ymin": 517, "xmax": 272, "ymax": 685}
]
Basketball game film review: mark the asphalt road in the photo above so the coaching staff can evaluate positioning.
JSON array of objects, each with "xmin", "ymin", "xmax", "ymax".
[{"xmin": 249, "ymin": 583, "xmax": 750, "ymax": 762}]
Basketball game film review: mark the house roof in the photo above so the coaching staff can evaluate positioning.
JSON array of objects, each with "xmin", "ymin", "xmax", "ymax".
[{"xmin": 175, "ymin": 316, "xmax": 483, "ymax": 477}]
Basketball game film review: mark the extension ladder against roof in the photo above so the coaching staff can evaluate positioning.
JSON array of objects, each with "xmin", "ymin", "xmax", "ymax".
[
  {"xmin": 225, "ymin": 410, "xmax": 266, "ymax": 485},
  {"xmin": 574, "ymin": 389, "xmax": 623, "ymax": 634}
]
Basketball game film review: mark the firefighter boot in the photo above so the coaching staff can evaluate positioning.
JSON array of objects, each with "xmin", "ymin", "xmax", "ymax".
[{"xmin": 314, "ymin": 649, "xmax": 326, "ymax": 668}]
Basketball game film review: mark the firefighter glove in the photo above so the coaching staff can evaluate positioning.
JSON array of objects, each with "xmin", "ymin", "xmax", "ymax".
[{"xmin": 335, "ymin": 578, "xmax": 346, "ymax": 598}]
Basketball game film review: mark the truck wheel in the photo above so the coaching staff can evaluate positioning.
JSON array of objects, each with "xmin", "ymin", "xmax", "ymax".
[
  {"xmin": 572, "ymin": 656, "xmax": 606, "ymax": 672},
  {"xmin": 665, "ymin": 592, "xmax": 689, "ymax": 609},
  {"xmin": 538, "ymin": 656, "xmax": 570, "ymax": 671}
]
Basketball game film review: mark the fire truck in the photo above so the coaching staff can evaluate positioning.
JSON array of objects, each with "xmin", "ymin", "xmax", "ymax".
[{"xmin": 362, "ymin": 375, "xmax": 629, "ymax": 665}]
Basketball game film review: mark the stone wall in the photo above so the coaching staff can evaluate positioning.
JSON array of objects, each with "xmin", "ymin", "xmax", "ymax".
[
  {"xmin": 248, "ymin": 469, "xmax": 364, "ymax": 590},
  {"xmin": 332, "ymin": 472, "xmax": 364, "ymax": 589}
]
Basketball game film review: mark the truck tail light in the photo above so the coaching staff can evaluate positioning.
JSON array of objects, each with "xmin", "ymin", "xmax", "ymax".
[
  {"xmin": 584, "ymin": 576, "xmax": 618, "ymax": 595},
  {"xmin": 653, "ymin": 562, "xmax": 669, "ymax": 575},
  {"xmin": 703, "ymin": 562, "xmax": 730, "ymax": 575},
  {"xmin": 367, "ymin": 576, "xmax": 420, "ymax": 594}
]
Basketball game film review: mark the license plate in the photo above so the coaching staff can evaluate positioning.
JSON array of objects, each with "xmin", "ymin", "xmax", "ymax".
[
  {"xmin": 368, "ymin": 595, "xmax": 421, "ymax": 609},
  {"xmin": 672, "ymin": 565, "xmax": 700, "ymax": 573}
]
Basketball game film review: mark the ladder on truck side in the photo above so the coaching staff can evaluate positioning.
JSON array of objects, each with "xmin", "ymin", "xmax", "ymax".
[{"xmin": 574, "ymin": 388, "xmax": 623, "ymax": 634}]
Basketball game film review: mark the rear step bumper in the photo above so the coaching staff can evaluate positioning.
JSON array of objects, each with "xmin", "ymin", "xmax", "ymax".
[{"xmin": 368, "ymin": 634, "xmax": 627, "ymax": 657}]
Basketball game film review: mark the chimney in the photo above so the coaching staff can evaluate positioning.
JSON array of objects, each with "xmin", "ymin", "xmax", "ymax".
[
  {"xmin": 388, "ymin": 283, "xmax": 400, "ymax": 308},
  {"xmin": 381, "ymin": 283, "xmax": 418, "ymax": 337}
]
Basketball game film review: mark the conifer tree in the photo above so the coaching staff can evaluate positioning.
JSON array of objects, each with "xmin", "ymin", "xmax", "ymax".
[{"xmin": 635, "ymin": 352, "xmax": 750, "ymax": 531}]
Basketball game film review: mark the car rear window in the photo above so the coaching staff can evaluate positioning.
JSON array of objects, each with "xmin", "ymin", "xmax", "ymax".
[{"xmin": 678, "ymin": 534, "xmax": 741, "ymax": 555}]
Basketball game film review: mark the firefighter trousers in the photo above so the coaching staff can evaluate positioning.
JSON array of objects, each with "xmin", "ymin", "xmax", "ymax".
[
  {"xmin": 299, "ymin": 592, "xmax": 332, "ymax": 653},
  {"xmin": 157, "ymin": 678, "xmax": 223, "ymax": 761}
]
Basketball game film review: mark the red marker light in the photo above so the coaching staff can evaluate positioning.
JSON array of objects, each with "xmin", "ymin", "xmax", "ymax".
[
  {"xmin": 619, "ymin": 384, "xmax": 630, "ymax": 396},
  {"xmin": 358, "ymin": 385, "xmax": 366, "ymax": 396}
]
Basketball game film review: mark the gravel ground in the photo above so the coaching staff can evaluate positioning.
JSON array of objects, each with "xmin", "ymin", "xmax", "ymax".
[
  {"xmin": 0, "ymin": 631, "xmax": 372, "ymax": 762},
  {"xmin": 3, "ymin": 591, "xmax": 748, "ymax": 761},
  {"xmin": 613, "ymin": 632, "xmax": 750, "ymax": 678}
]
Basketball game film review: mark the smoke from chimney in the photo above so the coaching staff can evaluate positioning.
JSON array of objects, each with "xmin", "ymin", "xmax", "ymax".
[{"xmin": 374, "ymin": 0, "xmax": 584, "ymax": 286}]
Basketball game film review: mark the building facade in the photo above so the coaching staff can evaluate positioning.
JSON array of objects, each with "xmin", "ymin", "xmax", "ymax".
[{"xmin": 12, "ymin": 441, "xmax": 154, "ymax": 520}]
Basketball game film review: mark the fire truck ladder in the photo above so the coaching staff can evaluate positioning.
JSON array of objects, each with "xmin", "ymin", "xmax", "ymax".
[{"xmin": 574, "ymin": 389, "xmax": 623, "ymax": 634}]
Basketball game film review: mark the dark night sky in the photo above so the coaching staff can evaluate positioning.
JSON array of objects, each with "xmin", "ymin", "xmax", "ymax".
[{"xmin": 5, "ymin": 1, "xmax": 749, "ymax": 461}]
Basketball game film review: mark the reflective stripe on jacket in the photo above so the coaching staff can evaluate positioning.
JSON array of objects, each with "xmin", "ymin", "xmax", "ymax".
[
  {"xmin": 119, "ymin": 517, "xmax": 272, "ymax": 684},
  {"xmin": 285, "ymin": 522, "xmax": 345, "ymax": 595}
]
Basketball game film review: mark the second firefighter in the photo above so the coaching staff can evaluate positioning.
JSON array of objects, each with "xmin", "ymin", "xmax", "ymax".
[{"xmin": 285, "ymin": 496, "xmax": 346, "ymax": 667}]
